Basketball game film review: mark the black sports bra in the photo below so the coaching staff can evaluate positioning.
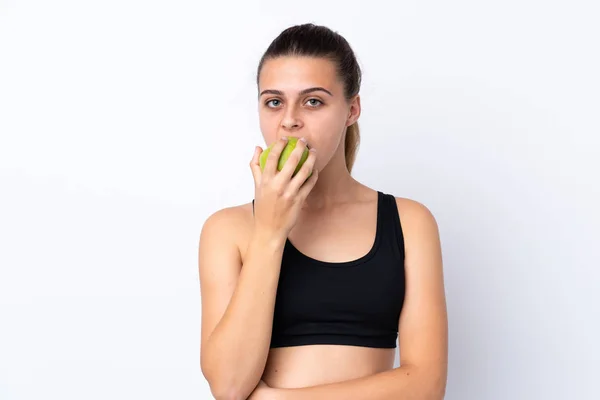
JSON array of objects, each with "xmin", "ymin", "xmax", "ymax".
[{"xmin": 252, "ymin": 190, "xmax": 405, "ymax": 348}]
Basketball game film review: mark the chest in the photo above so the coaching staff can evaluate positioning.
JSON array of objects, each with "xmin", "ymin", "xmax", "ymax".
[
  {"xmin": 285, "ymin": 207, "xmax": 378, "ymax": 264},
  {"xmin": 274, "ymin": 244, "xmax": 405, "ymax": 329}
]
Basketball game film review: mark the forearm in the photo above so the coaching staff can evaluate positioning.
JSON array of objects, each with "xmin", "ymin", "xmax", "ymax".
[
  {"xmin": 275, "ymin": 364, "xmax": 445, "ymax": 400},
  {"xmin": 203, "ymin": 230, "xmax": 285, "ymax": 399}
]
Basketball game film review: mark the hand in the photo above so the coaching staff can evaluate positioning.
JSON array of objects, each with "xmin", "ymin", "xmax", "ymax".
[
  {"xmin": 249, "ymin": 136, "xmax": 318, "ymax": 241},
  {"xmin": 247, "ymin": 380, "xmax": 280, "ymax": 400}
]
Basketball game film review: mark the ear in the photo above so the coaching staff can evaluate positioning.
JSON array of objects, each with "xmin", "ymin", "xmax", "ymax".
[{"xmin": 346, "ymin": 94, "xmax": 361, "ymax": 127}]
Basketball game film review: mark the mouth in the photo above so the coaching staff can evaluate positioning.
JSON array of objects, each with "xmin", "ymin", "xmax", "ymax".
[{"xmin": 291, "ymin": 136, "xmax": 310, "ymax": 149}]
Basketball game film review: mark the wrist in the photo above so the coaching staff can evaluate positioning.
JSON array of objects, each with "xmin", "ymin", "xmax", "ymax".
[{"xmin": 251, "ymin": 227, "xmax": 287, "ymax": 249}]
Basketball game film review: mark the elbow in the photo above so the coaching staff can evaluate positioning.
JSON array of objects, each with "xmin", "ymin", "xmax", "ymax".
[
  {"xmin": 425, "ymin": 372, "xmax": 447, "ymax": 400},
  {"xmin": 208, "ymin": 379, "xmax": 258, "ymax": 400},
  {"xmin": 409, "ymin": 363, "xmax": 446, "ymax": 400},
  {"xmin": 202, "ymin": 368, "xmax": 242, "ymax": 400},
  {"xmin": 426, "ymin": 388, "xmax": 446, "ymax": 400},
  {"xmin": 429, "ymin": 388, "xmax": 447, "ymax": 400},
  {"xmin": 418, "ymin": 383, "xmax": 445, "ymax": 400},
  {"xmin": 203, "ymin": 374, "xmax": 246, "ymax": 400},
  {"xmin": 201, "ymin": 359, "xmax": 254, "ymax": 400},
  {"xmin": 209, "ymin": 386, "xmax": 245, "ymax": 400}
]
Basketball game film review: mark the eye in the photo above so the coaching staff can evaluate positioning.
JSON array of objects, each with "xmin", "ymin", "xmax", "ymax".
[
  {"xmin": 265, "ymin": 99, "xmax": 282, "ymax": 108},
  {"xmin": 306, "ymin": 98, "xmax": 323, "ymax": 107},
  {"xmin": 264, "ymin": 98, "xmax": 323, "ymax": 109}
]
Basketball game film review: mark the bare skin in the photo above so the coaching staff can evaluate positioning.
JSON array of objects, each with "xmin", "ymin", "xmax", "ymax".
[
  {"xmin": 251, "ymin": 55, "xmax": 395, "ymax": 388},
  {"xmin": 222, "ymin": 183, "xmax": 433, "ymax": 391},
  {"xmin": 199, "ymin": 55, "xmax": 448, "ymax": 399},
  {"xmin": 236, "ymin": 184, "xmax": 397, "ymax": 389}
]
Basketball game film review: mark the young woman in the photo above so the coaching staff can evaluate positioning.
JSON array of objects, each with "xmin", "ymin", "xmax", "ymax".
[{"xmin": 199, "ymin": 23, "xmax": 448, "ymax": 400}]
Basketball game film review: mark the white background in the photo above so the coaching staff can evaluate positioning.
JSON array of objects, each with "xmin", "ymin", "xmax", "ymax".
[{"xmin": 1, "ymin": 1, "xmax": 599, "ymax": 399}]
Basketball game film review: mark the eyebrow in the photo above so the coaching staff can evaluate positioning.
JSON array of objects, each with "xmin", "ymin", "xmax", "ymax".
[{"xmin": 259, "ymin": 87, "xmax": 334, "ymax": 98}]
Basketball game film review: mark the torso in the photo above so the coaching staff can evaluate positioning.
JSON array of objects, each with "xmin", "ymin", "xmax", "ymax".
[
  {"xmin": 262, "ymin": 345, "xmax": 395, "ymax": 388},
  {"xmin": 234, "ymin": 185, "xmax": 405, "ymax": 388}
]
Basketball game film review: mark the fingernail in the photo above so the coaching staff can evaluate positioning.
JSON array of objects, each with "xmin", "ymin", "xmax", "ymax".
[
  {"xmin": 310, "ymin": 147, "xmax": 317, "ymax": 153},
  {"xmin": 300, "ymin": 137, "xmax": 307, "ymax": 143},
  {"xmin": 281, "ymin": 136, "xmax": 288, "ymax": 141}
]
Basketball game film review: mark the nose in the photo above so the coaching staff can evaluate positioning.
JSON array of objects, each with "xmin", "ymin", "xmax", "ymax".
[
  {"xmin": 281, "ymin": 107, "xmax": 303, "ymax": 130},
  {"xmin": 282, "ymin": 120, "xmax": 300, "ymax": 129}
]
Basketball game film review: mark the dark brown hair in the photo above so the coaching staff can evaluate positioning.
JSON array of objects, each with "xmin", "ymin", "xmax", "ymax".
[{"xmin": 256, "ymin": 23, "xmax": 362, "ymax": 173}]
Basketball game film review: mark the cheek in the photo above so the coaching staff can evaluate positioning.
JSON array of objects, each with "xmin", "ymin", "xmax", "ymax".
[
  {"xmin": 311, "ymin": 126, "xmax": 346, "ymax": 169},
  {"xmin": 309, "ymin": 108, "xmax": 345, "ymax": 138},
  {"xmin": 258, "ymin": 114, "xmax": 278, "ymax": 145}
]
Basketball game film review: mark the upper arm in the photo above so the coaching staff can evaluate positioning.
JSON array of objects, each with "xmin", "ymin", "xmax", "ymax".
[
  {"xmin": 396, "ymin": 199, "xmax": 448, "ymax": 392},
  {"xmin": 198, "ymin": 207, "xmax": 243, "ymax": 364}
]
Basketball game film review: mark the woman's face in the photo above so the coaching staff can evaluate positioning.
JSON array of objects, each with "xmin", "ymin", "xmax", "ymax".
[{"xmin": 257, "ymin": 56, "xmax": 359, "ymax": 172}]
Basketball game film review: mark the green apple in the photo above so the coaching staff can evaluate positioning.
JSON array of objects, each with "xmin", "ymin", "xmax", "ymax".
[{"xmin": 259, "ymin": 137, "xmax": 312, "ymax": 177}]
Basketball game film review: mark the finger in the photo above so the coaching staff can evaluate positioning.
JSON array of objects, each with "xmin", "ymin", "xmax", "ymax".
[
  {"xmin": 286, "ymin": 146, "xmax": 316, "ymax": 194},
  {"xmin": 263, "ymin": 136, "xmax": 289, "ymax": 178},
  {"xmin": 296, "ymin": 164, "xmax": 318, "ymax": 199},
  {"xmin": 277, "ymin": 137, "xmax": 308, "ymax": 183},
  {"xmin": 249, "ymin": 146, "xmax": 263, "ymax": 187}
]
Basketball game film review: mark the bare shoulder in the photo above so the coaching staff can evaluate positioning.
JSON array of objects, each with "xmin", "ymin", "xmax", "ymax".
[
  {"xmin": 390, "ymin": 196, "xmax": 442, "ymax": 262},
  {"xmin": 199, "ymin": 202, "xmax": 254, "ymax": 246},
  {"xmin": 198, "ymin": 202, "xmax": 256, "ymax": 274},
  {"xmin": 393, "ymin": 196, "xmax": 440, "ymax": 234}
]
